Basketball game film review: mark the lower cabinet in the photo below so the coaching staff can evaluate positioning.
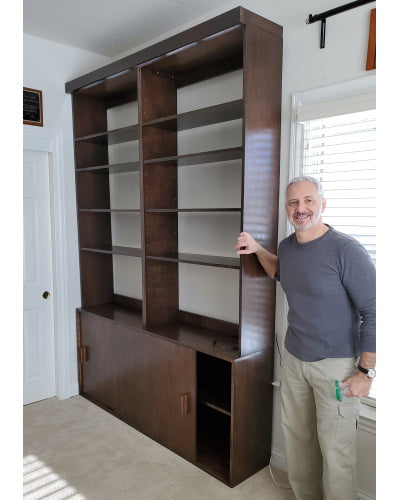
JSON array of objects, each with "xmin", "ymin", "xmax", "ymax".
[
  {"xmin": 79, "ymin": 312, "xmax": 115, "ymax": 412},
  {"xmin": 78, "ymin": 310, "xmax": 272, "ymax": 486},
  {"xmin": 113, "ymin": 324, "xmax": 196, "ymax": 462}
]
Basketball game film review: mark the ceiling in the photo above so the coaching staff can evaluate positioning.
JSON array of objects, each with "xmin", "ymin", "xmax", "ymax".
[{"xmin": 23, "ymin": 0, "xmax": 237, "ymax": 58}]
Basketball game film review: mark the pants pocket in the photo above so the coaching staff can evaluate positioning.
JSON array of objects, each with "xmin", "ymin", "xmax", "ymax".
[{"xmin": 335, "ymin": 403, "xmax": 358, "ymax": 444}]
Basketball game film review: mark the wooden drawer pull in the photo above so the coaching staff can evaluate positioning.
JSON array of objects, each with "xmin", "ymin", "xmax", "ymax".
[{"xmin": 181, "ymin": 393, "xmax": 190, "ymax": 416}]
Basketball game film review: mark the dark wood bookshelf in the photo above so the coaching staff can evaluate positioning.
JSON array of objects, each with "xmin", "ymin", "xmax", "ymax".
[{"xmin": 69, "ymin": 6, "xmax": 282, "ymax": 487}]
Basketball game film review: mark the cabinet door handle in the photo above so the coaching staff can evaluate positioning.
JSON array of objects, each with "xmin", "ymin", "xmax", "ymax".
[
  {"xmin": 80, "ymin": 346, "xmax": 89, "ymax": 362},
  {"xmin": 181, "ymin": 393, "xmax": 190, "ymax": 416}
]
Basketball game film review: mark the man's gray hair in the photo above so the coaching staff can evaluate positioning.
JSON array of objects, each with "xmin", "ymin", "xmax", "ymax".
[{"xmin": 286, "ymin": 176, "xmax": 325, "ymax": 200}]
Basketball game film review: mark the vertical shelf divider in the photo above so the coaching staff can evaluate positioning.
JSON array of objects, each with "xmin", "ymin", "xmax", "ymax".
[{"xmin": 139, "ymin": 66, "xmax": 179, "ymax": 327}]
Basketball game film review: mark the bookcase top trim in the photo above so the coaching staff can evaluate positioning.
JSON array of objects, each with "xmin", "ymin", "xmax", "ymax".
[{"xmin": 65, "ymin": 6, "xmax": 282, "ymax": 94}]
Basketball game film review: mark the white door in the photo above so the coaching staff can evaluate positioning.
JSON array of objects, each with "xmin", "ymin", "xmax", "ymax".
[{"xmin": 23, "ymin": 150, "xmax": 56, "ymax": 405}]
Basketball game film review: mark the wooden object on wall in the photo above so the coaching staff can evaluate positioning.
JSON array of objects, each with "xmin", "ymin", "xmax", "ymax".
[{"xmin": 366, "ymin": 8, "xmax": 376, "ymax": 70}]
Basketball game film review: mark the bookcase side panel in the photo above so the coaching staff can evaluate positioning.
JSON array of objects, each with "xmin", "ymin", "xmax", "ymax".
[
  {"xmin": 240, "ymin": 23, "xmax": 282, "ymax": 356},
  {"xmin": 230, "ymin": 350, "xmax": 273, "ymax": 486}
]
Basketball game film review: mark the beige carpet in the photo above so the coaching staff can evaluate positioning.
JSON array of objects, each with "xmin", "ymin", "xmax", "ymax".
[{"xmin": 23, "ymin": 396, "xmax": 292, "ymax": 500}]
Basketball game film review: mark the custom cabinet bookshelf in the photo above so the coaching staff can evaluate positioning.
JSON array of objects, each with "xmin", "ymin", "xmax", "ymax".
[{"xmin": 67, "ymin": 6, "xmax": 282, "ymax": 486}]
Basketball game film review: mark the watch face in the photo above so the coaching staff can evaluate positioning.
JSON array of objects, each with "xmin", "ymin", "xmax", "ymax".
[{"xmin": 367, "ymin": 369, "xmax": 376, "ymax": 378}]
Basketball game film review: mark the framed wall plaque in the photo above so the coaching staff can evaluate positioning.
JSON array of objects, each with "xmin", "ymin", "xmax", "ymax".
[
  {"xmin": 23, "ymin": 87, "xmax": 43, "ymax": 126},
  {"xmin": 366, "ymin": 8, "xmax": 376, "ymax": 71}
]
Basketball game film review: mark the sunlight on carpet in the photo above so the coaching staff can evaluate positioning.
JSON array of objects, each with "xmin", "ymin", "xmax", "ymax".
[{"xmin": 23, "ymin": 455, "xmax": 86, "ymax": 500}]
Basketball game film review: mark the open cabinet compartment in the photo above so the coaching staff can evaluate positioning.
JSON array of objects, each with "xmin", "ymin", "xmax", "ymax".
[{"xmin": 196, "ymin": 352, "xmax": 232, "ymax": 482}]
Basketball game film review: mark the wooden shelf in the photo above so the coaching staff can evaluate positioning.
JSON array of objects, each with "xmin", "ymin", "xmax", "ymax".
[
  {"xmin": 148, "ymin": 321, "xmax": 239, "ymax": 361},
  {"xmin": 143, "ymin": 147, "xmax": 242, "ymax": 166},
  {"xmin": 198, "ymin": 392, "xmax": 231, "ymax": 416},
  {"xmin": 142, "ymin": 100, "xmax": 243, "ymax": 131},
  {"xmin": 146, "ymin": 253, "xmax": 239, "ymax": 269},
  {"xmin": 78, "ymin": 303, "xmax": 143, "ymax": 331},
  {"xmin": 75, "ymin": 124, "xmax": 139, "ymax": 145},
  {"xmin": 76, "ymin": 162, "xmax": 140, "ymax": 174},
  {"xmin": 81, "ymin": 246, "xmax": 142, "ymax": 258},
  {"xmin": 79, "ymin": 304, "xmax": 239, "ymax": 361},
  {"xmin": 79, "ymin": 209, "xmax": 140, "ymax": 213},
  {"xmin": 145, "ymin": 208, "xmax": 240, "ymax": 213}
]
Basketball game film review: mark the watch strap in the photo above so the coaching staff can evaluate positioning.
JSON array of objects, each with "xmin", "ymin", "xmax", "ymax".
[{"xmin": 357, "ymin": 365, "xmax": 375, "ymax": 378}]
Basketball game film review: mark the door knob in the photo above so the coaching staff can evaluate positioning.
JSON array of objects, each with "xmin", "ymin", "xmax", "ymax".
[{"xmin": 42, "ymin": 291, "xmax": 51, "ymax": 299}]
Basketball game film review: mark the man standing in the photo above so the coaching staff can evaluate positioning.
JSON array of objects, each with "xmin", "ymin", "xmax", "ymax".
[{"xmin": 236, "ymin": 176, "xmax": 376, "ymax": 500}]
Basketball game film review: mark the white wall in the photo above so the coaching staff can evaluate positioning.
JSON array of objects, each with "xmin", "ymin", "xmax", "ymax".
[{"xmin": 23, "ymin": 34, "xmax": 111, "ymax": 396}]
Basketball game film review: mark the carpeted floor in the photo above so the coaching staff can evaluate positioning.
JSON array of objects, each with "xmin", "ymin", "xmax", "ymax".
[{"xmin": 23, "ymin": 396, "xmax": 292, "ymax": 500}]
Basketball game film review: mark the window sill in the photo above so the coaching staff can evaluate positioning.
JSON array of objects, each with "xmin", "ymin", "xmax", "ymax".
[{"xmin": 359, "ymin": 400, "xmax": 376, "ymax": 434}]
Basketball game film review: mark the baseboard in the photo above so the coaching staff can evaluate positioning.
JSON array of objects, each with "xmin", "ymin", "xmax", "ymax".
[{"xmin": 58, "ymin": 383, "xmax": 79, "ymax": 400}]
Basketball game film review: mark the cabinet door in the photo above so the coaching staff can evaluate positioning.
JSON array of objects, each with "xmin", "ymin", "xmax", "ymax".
[
  {"xmin": 79, "ymin": 313, "xmax": 115, "ymax": 411},
  {"xmin": 114, "ymin": 328, "xmax": 196, "ymax": 462}
]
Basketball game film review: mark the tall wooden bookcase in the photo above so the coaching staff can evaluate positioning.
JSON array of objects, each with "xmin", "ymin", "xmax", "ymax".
[{"xmin": 66, "ymin": 7, "xmax": 282, "ymax": 486}]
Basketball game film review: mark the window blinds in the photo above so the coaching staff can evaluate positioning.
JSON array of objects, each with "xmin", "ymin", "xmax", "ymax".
[{"xmin": 301, "ymin": 109, "xmax": 376, "ymax": 263}]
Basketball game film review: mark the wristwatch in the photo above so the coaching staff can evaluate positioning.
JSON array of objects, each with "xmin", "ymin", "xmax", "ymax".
[{"xmin": 357, "ymin": 365, "xmax": 376, "ymax": 379}]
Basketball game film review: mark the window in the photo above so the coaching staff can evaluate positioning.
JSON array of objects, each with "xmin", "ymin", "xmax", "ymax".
[
  {"xmin": 291, "ymin": 78, "xmax": 376, "ymax": 403},
  {"xmin": 301, "ymin": 109, "xmax": 376, "ymax": 264}
]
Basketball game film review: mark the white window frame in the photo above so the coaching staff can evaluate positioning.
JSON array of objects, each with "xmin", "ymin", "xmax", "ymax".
[{"xmin": 288, "ymin": 75, "xmax": 376, "ymax": 412}]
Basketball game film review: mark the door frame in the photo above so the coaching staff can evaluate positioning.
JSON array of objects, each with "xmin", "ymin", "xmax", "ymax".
[{"xmin": 23, "ymin": 126, "xmax": 75, "ymax": 400}]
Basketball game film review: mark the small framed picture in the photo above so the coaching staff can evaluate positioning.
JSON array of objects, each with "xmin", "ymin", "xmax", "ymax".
[{"xmin": 23, "ymin": 87, "xmax": 43, "ymax": 126}]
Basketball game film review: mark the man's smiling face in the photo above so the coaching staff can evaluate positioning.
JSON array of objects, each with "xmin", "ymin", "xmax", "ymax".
[{"xmin": 285, "ymin": 180, "xmax": 326, "ymax": 232}]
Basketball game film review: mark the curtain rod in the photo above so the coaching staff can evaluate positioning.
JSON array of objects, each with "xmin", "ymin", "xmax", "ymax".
[{"xmin": 306, "ymin": 0, "xmax": 375, "ymax": 48}]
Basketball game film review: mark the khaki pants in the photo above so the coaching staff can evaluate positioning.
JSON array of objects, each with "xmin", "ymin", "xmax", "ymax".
[{"xmin": 281, "ymin": 348, "xmax": 360, "ymax": 500}]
